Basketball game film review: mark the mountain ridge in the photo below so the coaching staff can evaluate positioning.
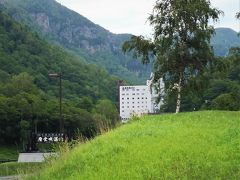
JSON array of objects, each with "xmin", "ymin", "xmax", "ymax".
[
  {"xmin": 212, "ymin": 27, "xmax": 240, "ymax": 56},
  {"xmin": 0, "ymin": 11, "xmax": 119, "ymax": 102},
  {"xmin": 1, "ymin": 0, "xmax": 151, "ymax": 84},
  {"xmin": 1, "ymin": 0, "xmax": 240, "ymax": 83}
]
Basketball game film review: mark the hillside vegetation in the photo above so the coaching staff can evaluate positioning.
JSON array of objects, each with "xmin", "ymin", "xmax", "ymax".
[
  {"xmin": 0, "ymin": 12, "xmax": 119, "ymax": 145},
  {"xmin": 0, "ymin": 162, "xmax": 42, "ymax": 176},
  {"xmin": 0, "ymin": 12, "xmax": 118, "ymax": 101},
  {"xmin": 2, "ymin": 0, "xmax": 240, "ymax": 85},
  {"xmin": 1, "ymin": 0, "xmax": 151, "ymax": 84},
  {"xmin": 31, "ymin": 111, "xmax": 240, "ymax": 179},
  {"xmin": 161, "ymin": 46, "xmax": 240, "ymax": 112}
]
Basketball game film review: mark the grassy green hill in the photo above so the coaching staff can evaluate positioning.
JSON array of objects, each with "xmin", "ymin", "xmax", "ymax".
[
  {"xmin": 0, "ymin": 147, "xmax": 18, "ymax": 159},
  {"xmin": 29, "ymin": 111, "xmax": 240, "ymax": 179}
]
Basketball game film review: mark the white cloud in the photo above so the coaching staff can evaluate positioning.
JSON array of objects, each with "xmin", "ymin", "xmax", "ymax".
[
  {"xmin": 211, "ymin": 0, "xmax": 239, "ymax": 31},
  {"xmin": 56, "ymin": 0, "xmax": 239, "ymax": 35},
  {"xmin": 56, "ymin": 0, "xmax": 155, "ymax": 35}
]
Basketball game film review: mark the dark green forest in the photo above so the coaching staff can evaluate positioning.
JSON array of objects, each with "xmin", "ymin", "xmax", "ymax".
[
  {"xmin": 0, "ymin": 12, "xmax": 119, "ymax": 146},
  {"xmin": 161, "ymin": 48, "xmax": 240, "ymax": 112}
]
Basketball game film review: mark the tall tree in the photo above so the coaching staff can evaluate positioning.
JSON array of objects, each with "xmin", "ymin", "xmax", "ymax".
[{"xmin": 123, "ymin": 0, "xmax": 222, "ymax": 113}]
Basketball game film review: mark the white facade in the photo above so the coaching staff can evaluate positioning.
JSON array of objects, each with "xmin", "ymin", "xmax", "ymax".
[
  {"xmin": 119, "ymin": 75, "xmax": 164, "ymax": 122},
  {"xmin": 119, "ymin": 85, "xmax": 152, "ymax": 121}
]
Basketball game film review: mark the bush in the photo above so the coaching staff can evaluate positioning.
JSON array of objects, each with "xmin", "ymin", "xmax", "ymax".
[{"xmin": 211, "ymin": 93, "xmax": 240, "ymax": 111}]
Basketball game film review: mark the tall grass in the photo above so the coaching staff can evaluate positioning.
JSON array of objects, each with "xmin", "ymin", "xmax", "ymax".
[
  {"xmin": 0, "ymin": 162, "xmax": 42, "ymax": 176},
  {"xmin": 28, "ymin": 111, "xmax": 240, "ymax": 179},
  {"xmin": 0, "ymin": 146, "xmax": 19, "ymax": 161}
]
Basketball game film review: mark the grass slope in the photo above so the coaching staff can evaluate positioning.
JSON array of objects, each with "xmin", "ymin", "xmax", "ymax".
[
  {"xmin": 0, "ymin": 146, "xmax": 19, "ymax": 161},
  {"xmin": 0, "ymin": 162, "xmax": 42, "ymax": 176},
  {"xmin": 31, "ymin": 111, "xmax": 240, "ymax": 179}
]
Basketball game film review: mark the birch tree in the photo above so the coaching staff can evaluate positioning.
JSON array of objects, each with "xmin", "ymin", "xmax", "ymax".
[{"xmin": 123, "ymin": 0, "xmax": 222, "ymax": 113}]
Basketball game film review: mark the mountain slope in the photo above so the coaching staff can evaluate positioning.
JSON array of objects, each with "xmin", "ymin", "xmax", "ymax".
[
  {"xmin": 29, "ymin": 111, "xmax": 240, "ymax": 179},
  {"xmin": 1, "ymin": 0, "xmax": 151, "ymax": 84},
  {"xmin": 0, "ymin": 11, "xmax": 118, "ymax": 102},
  {"xmin": 0, "ymin": 11, "xmax": 121, "ymax": 143},
  {"xmin": 211, "ymin": 28, "xmax": 240, "ymax": 57},
  {"xmin": 1, "ymin": 0, "xmax": 239, "ymax": 85}
]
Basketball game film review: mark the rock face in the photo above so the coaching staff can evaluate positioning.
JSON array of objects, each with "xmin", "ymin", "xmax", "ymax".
[
  {"xmin": 1, "ymin": 0, "xmax": 150, "ymax": 83},
  {"xmin": 11, "ymin": 0, "xmax": 126, "ymax": 55},
  {"xmin": 1, "ymin": 0, "xmax": 239, "ymax": 83},
  {"xmin": 31, "ymin": 13, "xmax": 50, "ymax": 32},
  {"xmin": 2, "ymin": 0, "xmax": 239, "ymax": 83}
]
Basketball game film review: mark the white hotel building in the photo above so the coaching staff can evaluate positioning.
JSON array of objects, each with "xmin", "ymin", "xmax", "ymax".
[{"xmin": 119, "ymin": 78, "xmax": 163, "ymax": 122}]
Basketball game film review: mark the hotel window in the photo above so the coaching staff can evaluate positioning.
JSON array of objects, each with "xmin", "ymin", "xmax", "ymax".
[{"xmin": 122, "ymin": 98, "xmax": 124, "ymax": 100}]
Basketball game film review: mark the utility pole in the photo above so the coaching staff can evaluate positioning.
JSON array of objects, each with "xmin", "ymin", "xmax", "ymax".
[
  {"xmin": 59, "ymin": 73, "xmax": 63, "ymax": 133},
  {"xmin": 49, "ymin": 73, "xmax": 63, "ymax": 133}
]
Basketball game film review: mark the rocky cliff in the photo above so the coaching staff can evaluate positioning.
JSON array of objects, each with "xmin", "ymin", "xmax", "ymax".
[{"xmin": 1, "ymin": 0, "xmax": 151, "ymax": 84}]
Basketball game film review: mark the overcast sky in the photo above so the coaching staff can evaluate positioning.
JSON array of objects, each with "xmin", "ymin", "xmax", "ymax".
[{"xmin": 56, "ymin": 0, "xmax": 239, "ymax": 36}]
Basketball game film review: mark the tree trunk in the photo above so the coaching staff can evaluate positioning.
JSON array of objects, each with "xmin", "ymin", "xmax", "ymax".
[{"xmin": 175, "ymin": 73, "xmax": 182, "ymax": 114}]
